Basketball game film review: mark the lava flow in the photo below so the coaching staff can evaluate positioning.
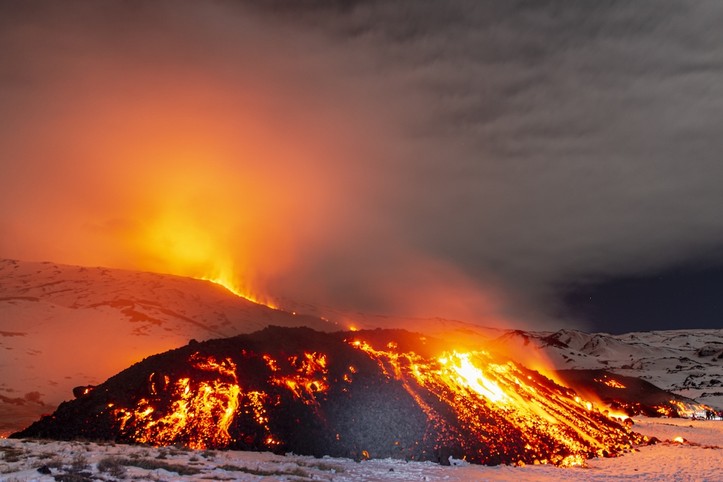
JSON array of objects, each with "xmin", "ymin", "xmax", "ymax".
[
  {"xmin": 111, "ymin": 347, "xmax": 330, "ymax": 451},
  {"xmin": 201, "ymin": 273, "xmax": 279, "ymax": 309},
  {"xmin": 112, "ymin": 354, "xmax": 242, "ymax": 450},
  {"xmin": 349, "ymin": 336, "xmax": 642, "ymax": 466},
  {"xmin": 13, "ymin": 327, "xmax": 647, "ymax": 466},
  {"xmin": 557, "ymin": 369, "xmax": 711, "ymax": 419}
]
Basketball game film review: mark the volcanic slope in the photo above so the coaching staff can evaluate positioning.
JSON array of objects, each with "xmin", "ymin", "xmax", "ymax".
[
  {"xmin": 0, "ymin": 259, "xmax": 336, "ymax": 435},
  {"xmin": 496, "ymin": 328, "xmax": 723, "ymax": 411},
  {"xmin": 13, "ymin": 326, "xmax": 645, "ymax": 467}
]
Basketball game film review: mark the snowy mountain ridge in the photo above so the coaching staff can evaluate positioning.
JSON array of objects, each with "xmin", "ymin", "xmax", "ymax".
[{"xmin": 496, "ymin": 327, "xmax": 723, "ymax": 410}]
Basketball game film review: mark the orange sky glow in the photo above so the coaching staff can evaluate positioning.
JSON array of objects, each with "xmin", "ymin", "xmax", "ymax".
[{"xmin": 0, "ymin": 3, "xmax": 520, "ymax": 329}]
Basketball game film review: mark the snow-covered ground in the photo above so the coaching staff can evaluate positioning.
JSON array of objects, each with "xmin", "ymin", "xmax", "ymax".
[{"xmin": 1, "ymin": 417, "xmax": 721, "ymax": 481}]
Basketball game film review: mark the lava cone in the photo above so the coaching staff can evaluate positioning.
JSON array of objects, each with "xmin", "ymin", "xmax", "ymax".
[{"xmin": 13, "ymin": 326, "xmax": 646, "ymax": 466}]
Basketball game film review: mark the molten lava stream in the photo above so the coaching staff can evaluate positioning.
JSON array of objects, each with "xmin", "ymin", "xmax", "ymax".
[
  {"xmin": 114, "ymin": 355, "xmax": 243, "ymax": 450},
  {"xmin": 349, "ymin": 339, "xmax": 640, "ymax": 466},
  {"xmin": 111, "ymin": 349, "xmax": 332, "ymax": 451}
]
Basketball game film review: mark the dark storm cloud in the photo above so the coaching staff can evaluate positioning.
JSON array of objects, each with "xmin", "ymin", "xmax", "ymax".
[
  {"xmin": 295, "ymin": 0, "xmax": 723, "ymax": 324},
  {"xmin": 2, "ymin": 1, "xmax": 723, "ymax": 329}
]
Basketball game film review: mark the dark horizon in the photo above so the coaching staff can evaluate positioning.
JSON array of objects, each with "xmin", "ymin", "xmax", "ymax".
[{"xmin": 562, "ymin": 263, "xmax": 723, "ymax": 334}]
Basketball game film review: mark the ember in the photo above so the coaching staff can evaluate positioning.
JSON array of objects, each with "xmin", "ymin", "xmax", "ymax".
[
  {"xmin": 13, "ymin": 327, "xmax": 646, "ymax": 466},
  {"xmin": 594, "ymin": 376, "xmax": 626, "ymax": 389}
]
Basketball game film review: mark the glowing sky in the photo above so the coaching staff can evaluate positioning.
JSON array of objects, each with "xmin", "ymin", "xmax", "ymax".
[{"xmin": 2, "ymin": 1, "xmax": 723, "ymax": 331}]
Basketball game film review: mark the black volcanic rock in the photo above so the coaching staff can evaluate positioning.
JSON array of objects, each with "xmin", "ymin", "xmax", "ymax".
[{"xmin": 14, "ymin": 326, "xmax": 645, "ymax": 466}]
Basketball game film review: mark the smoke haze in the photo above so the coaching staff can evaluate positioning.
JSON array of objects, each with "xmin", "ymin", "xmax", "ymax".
[{"xmin": 3, "ymin": 1, "xmax": 723, "ymax": 329}]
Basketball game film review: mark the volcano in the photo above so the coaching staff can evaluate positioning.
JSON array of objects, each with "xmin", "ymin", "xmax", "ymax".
[{"xmin": 13, "ymin": 326, "xmax": 647, "ymax": 467}]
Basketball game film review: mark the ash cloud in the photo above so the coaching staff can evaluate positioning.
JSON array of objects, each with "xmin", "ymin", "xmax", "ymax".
[{"xmin": 2, "ymin": 1, "xmax": 723, "ymax": 329}]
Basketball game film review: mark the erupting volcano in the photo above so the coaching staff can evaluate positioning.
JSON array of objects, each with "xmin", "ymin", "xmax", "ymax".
[{"xmin": 13, "ymin": 327, "xmax": 647, "ymax": 467}]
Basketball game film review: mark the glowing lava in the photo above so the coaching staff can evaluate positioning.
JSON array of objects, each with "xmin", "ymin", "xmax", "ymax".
[
  {"xmin": 15, "ymin": 328, "xmax": 646, "ymax": 466},
  {"xmin": 349, "ymin": 336, "xmax": 642, "ymax": 466},
  {"xmin": 201, "ymin": 273, "xmax": 278, "ymax": 309},
  {"xmin": 110, "ymin": 349, "xmax": 331, "ymax": 451},
  {"xmin": 594, "ymin": 376, "xmax": 627, "ymax": 389},
  {"xmin": 438, "ymin": 352, "xmax": 508, "ymax": 403},
  {"xmin": 113, "ymin": 355, "xmax": 242, "ymax": 450}
]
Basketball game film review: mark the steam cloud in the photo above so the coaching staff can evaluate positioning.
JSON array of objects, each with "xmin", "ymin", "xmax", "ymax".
[{"xmin": 2, "ymin": 1, "xmax": 723, "ymax": 329}]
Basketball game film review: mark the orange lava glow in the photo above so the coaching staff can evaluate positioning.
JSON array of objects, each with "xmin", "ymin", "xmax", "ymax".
[
  {"xmin": 1, "ymin": 3, "xmax": 552, "ymax": 332},
  {"xmin": 114, "ymin": 355, "xmax": 241, "ymax": 450},
  {"xmin": 112, "ymin": 350, "xmax": 331, "ymax": 450},
  {"xmin": 594, "ymin": 376, "xmax": 627, "ymax": 389},
  {"xmin": 349, "ymin": 339, "xmax": 640, "ymax": 466},
  {"xmin": 201, "ymin": 273, "xmax": 279, "ymax": 309},
  {"xmin": 127, "ymin": 160, "xmax": 295, "ymax": 310},
  {"xmin": 666, "ymin": 400, "xmax": 711, "ymax": 418},
  {"xmin": 106, "ymin": 333, "xmax": 643, "ymax": 465},
  {"xmin": 2, "ymin": 66, "xmax": 350, "ymax": 312},
  {"xmin": 266, "ymin": 352, "xmax": 329, "ymax": 406}
]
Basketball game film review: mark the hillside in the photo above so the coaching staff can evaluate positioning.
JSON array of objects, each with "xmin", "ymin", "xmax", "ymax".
[
  {"xmin": 496, "ymin": 328, "xmax": 723, "ymax": 410},
  {"xmin": 0, "ymin": 259, "xmax": 336, "ymax": 435}
]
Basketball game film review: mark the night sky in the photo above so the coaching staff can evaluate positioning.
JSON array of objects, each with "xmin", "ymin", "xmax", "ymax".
[
  {"xmin": 563, "ymin": 263, "xmax": 723, "ymax": 333},
  {"xmin": 1, "ymin": 1, "xmax": 723, "ymax": 333}
]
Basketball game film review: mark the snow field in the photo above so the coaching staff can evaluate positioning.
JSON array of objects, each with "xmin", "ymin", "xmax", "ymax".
[{"xmin": 0, "ymin": 417, "xmax": 720, "ymax": 482}]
